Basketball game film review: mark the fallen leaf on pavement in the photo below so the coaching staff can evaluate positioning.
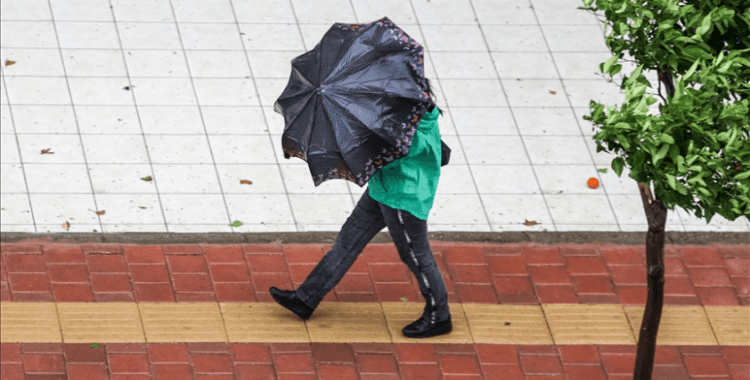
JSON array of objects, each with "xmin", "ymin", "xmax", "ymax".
[
  {"xmin": 141, "ymin": 176, "xmax": 153, "ymax": 181},
  {"xmin": 41, "ymin": 149, "xmax": 54, "ymax": 154},
  {"xmin": 139, "ymin": 207, "xmax": 147, "ymax": 209},
  {"xmin": 549, "ymin": 91, "xmax": 556, "ymax": 95},
  {"xmin": 95, "ymin": 210, "xmax": 105, "ymax": 215},
  {"xmin": 63, "ymin": 221, "xmax": 70, "ymax": 230},
  {"xmin": 230, "ymin": 221, "xmax": 243, "ymax": 227},
  {"xmin": 523, "ymin": 220, "xmax": 538, "ymax": 226},
  {"xmin": 5, "ymin": 60, "xmax": 16, "ymax": 66},
  {"xmin": 240, "ymin": 180, "xmax": 253, "ymax": 185}
]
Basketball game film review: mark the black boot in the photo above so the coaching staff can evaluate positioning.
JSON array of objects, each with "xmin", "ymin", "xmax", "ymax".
[
  {"xmin": 269, "ymin": 286, "xmax": 314, "ymax": 320},
  {"xmin": 402, "ymin": 314, "xmax": 452, "ymax": 338}
]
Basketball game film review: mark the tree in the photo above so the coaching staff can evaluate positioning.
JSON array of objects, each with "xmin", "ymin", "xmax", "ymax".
[{"xmin": 576, "ymin": 0, "xmax": 749, "ymax": 379}]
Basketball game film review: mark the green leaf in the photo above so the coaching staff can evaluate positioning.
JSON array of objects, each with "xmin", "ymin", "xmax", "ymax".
[
  {"xmin": 597, "ymin": 168, "xmax": 608, "ymax": 173},
  {"xmin": 682, "ymin": 60, "xmax": 700, "ymax": 82},
  {"xmin": 616, "ymin": 134, "xmax": 630, "ymax": 149},
  {"xmin": 641, "ymin": 118, "xmax": 652, "ymax": 133},
  {"xmin": 614, "ymin": 122, "xmax": 632, "ymax": 130},
  {"xmin": 666, "ymin": 174, "xmax": 677, "ymax": 190},
  {"xmin": 715, "ymin": 49, "xmax": 726, "ymax": 67},
  {"xmin": 91, "ymin": 344, "xmax": 98, "ymax": 348},
  {"xmin": 695, "ymin": 13, "xmax": 712, "ymax": 37},
  {"xmin": 653, "ymin": 144, "xmax": 670, "ymax": 168},
  {"xmin": 734, "ymin": 56, "xmax": 750, "ymax": 67},
  {"xmin": 674, "ymin": 178, "xmax": 688, "ymax": 195},
  {"xmin": 603, "ymin": 54, "xmax": 620, "ymax": 75},
  {"xmin": 687, "ymin": 175, "xmax": 707, "ymax": 187},
  {"xmin": 610, "ymin": 64, "xmax": 623, "ymax": 76},
  {"xmin": 658, "ymin": 134, "xmax": 675, "ymax": 144},
  {"xmin": 717, "ymin": 60, "xmax": 733, "ymax": 74},
  {"xmin": 230, "ymin": 221, "xmax": 243, "ymax": 227},
  {"xmin": 612, "ymin": 157, "xmax": 625, "ymax": 177},
  {"xmin": 625, "ymin": 83, "xmax": 647, "ymax": 104},
  {"xmin": 625, "ymin": 64, "xmax": 644, "ymax": 87},
  {"xmin": 401, "ymin": 297, "xmax": 408, "ymax": 302},
  {"xmin": 658, "ymin": 19, "xmax": 676, "ymax": 30},
  {"xmin": 633, "ymin": 97, "xmax": 650, "ymax": 115},
  {"xmin": 614, "ymin": 2, "xmax": 627, "ymax": 13},
  {"xmin": 726, "ymin": 128, "xmax": 738, "ymax": 150},
  {"xmin": 733, "ymin": 171, "xmax": 750, "ymax": 181}
]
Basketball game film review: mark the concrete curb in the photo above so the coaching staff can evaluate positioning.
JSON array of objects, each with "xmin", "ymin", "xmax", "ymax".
[{"xmin": 2, "ymin": 231, "xmax": 748, "ymax": 246}]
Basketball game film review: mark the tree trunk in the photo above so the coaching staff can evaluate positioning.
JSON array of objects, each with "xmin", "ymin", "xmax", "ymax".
[{"xmin": 633, "ymin": 181, "xmax": 668, "ymax": 380}]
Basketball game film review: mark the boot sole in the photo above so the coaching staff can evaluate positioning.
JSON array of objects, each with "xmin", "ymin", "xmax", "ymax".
[{"xmin": 403, "ymin": 322, "xmax": 452, "ymax": 339}]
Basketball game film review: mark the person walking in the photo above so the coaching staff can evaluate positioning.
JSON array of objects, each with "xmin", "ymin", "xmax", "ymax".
[
  {"xmin": 270, "ymin": 17, "xmax": 452, "ymax": 339},
  {"xmin": 271, "ymin": 86, "xmax": 451, "ymax": 339}
]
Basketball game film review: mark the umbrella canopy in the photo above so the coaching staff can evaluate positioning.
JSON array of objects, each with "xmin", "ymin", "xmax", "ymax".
[{"xmin": 274, "ymin": 16, "xmax": 436, "ymax": 187}]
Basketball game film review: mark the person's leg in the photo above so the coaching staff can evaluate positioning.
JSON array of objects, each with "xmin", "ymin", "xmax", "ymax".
[
  {"xmin": 378, "ymin": 203, "xmax": 450, "ymax": 323},
  {"xmin": 294, "ymin": 187, "xmax": 387, "ymax": 310}
]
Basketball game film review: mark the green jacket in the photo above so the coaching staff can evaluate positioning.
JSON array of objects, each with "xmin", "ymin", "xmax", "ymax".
[{"xmin": 368, "ymin": 107, "xmax": 441, "ymax": 220}]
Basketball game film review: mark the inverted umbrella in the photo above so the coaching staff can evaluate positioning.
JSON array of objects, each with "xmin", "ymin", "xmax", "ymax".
[{"xmin": 274, "ymin": 16, "xmax": 437, "ymax": 187}]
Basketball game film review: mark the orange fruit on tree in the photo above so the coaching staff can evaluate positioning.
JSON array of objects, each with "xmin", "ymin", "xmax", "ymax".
[{"xmin": 587, "ymin": 177, "xmax": 599, "ymax": 189}]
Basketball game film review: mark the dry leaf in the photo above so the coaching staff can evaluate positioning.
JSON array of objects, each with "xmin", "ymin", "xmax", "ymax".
[
  {"xmin": 5, "ymin": 60, "xmax": 16, "ymax": 67},
  {"xmin": 63, "ymin": 221, "xmax": 70, "ymax": 230},
  {"xmin": 240, "ymin": 179, "xmax": 253, "ymax": 185},
  {"xmin": 141, "ymin": 176, "xmax": 153, "ymax": 181},
  {"xmin": 123, "ymin": 86, "xmax": 131, "ymax": 90},
  {"xmin": 139, "ymin": 206, "xmax": 146, "ymax": 209},
  {"xmin": 95, "ymin": 210, "xmax": 105, "ymax": 215},
  {"xmin": 41, "ymin": 149, "xmax": 54, "ymax": 154},
  {"xmin": 549, "ymin": 91, "xmax": 557, "ymax": 95},
  {"xmin": 523, "ymin": 219, "xmax": 538, "ymax": 226}
]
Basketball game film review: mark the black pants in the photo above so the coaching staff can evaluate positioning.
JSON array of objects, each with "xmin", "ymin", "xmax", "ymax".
[{"xmin": 295, "ymin": 187, "xmax": 451, "ymax": 323}]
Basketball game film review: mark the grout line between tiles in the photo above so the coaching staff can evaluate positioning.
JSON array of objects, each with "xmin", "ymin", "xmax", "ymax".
[
  {"xmin": 163, "ymin": 0, "xmax": 237, "ymax": 234},
  {"xmin": 226, "ymin": 0, "xmax": 301, "ymax": 232},
  {"xmin": 410, "ymin": 0, "xmax": 496, "ymax": 231},
  {"xmin": 468, "ymin": 0, "xmax": 556, "ymax": 232},
  {"xmin": 44, "ymin": 0, "xmax": 105, "ymax": 234},
  {"xmin": 103, "ymin": 0, "xmax": 171, "ymax": 234}
]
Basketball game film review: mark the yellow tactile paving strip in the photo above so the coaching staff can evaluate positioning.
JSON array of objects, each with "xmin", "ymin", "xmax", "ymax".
[
  {"xmin": 544, "ymin": 304, "xmax": 635, "ymax": 345},
  {"xmin": 139, "ymin": 303, "xmax": 228, "ymax": 343},
  {"xmin": 705, "ymin": 306, "xmax": 750, "ymax": 346},
  {"xmin": 625, "ymin": 306, "xmax": 718, "ymax": 346},
  {"xmin": 221, "ymin": 303, "xmax": 310, "ymax": 343},
  {"xmin": 0, "ymin": 302, "xmax": 747, "ymax": 345},
  {"xmin": 58, "ymin": 303, "xmax": 144, "ymax": 344},
  {"xmin": 463, "ymin": 304, "xmax": 553, "ymax": 345},
  {"xmin": 0, "ymin": 303, "xmax": 62, "ymax": 343}
]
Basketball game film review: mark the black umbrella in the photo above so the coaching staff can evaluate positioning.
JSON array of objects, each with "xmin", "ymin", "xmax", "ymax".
[{"xmin": 274, "ymin": 16, "xmax": 438, "ymax": 187}]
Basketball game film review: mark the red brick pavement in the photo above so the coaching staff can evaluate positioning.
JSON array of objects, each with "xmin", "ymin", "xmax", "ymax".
[
  {"xmin": 1, "ymin": 241, "xmax": 747, "ymax": 306},
  {"xmin": 1, "ymin": 241, "xmax": 748, "ymax": 379},
  {"xmin": 1, "ymin": 342, "xmax": 747, "ymax": 380}
]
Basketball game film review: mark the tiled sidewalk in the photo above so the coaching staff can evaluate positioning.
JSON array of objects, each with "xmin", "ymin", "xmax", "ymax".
[
  {"xmin": 3, "ymin": 0, "xmax": 749, "ymax": 234},
  {"xmin": 1, "ymin": 241, "xmax": 748, "ymax": 379}
]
